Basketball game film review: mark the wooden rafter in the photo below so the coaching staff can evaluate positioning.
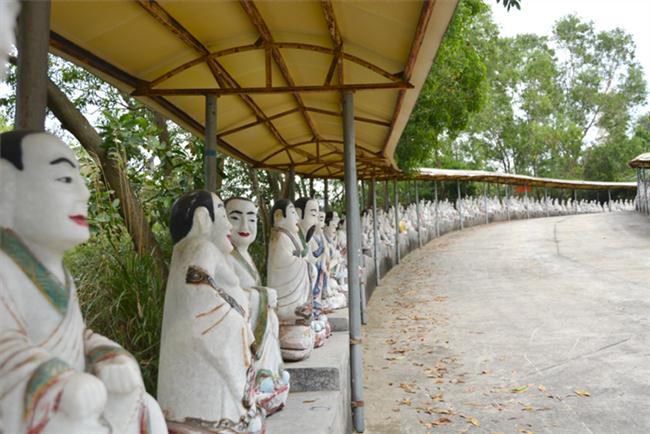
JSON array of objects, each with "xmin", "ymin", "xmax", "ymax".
[
  {"xmin": 238, "ymin": 0, "xmax": 342, "ymax": 164},
  {"xmin": 135, "ymin": 0, "xmax": 320, "ymax": 166},
  {"xmin": 132, "ymin": 81, "xmax": 411, "ymax": 96},
  {"xmin": 381, "ymin": 0, "xmax": 435, "ymax": 159}
]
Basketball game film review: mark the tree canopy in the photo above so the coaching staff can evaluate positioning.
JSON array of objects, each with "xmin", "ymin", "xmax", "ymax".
[{"xmin": 396, "ymin": 1, "xmax": 649, "ymax": 182}]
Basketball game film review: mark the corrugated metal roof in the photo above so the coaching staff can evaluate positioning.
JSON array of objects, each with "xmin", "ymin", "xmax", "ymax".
[
  {"xmin": 629, "ymin": 153, "xmax": 650, "ymax": 169},
  {"xmin": 417, "ymin": 168, "xmax": 637, "ymax": 190},
  {"xmin": 49, "ymin": 0, "xmax": 459, "ymax": 179}
]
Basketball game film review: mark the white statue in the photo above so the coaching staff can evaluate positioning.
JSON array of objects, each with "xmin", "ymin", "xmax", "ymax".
[
  {"xmin": 322, "ymin": 212, "xmax": 347, "ymax": 310},
  {"xmin": 225, "ymin": 197, "xmax": 289, "ymax": 415},
  {"xmin": 0, "ymin": 131, "xmax": 166, "ymax": 434},
  {"xmin": 158, "ymin": 190, "xmax": 263, "ymax": 433},
  {"xmin": 266, "ymin": 199, "xmax": 314, "ymax": 362},
  {"xmin": 0, "ymin": 0, "xmax": 19, "ymax": 82},
  {"xmin": 294, "ymin": 197, "xmax": 329, "ymax": 347}
]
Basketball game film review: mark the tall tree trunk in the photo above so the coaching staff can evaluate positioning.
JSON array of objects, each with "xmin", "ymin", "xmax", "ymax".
[
  {"xmin": 266, "ymin": 170, "xmax": 282, "ymax": 199},
  {"xmin": 216, "ymin": 157, "xmax": 224, "ymax": 192},
  {"xmin": 283, "ymin": 166, "xmax": 296, "ymax": 201},
  {"xmin": 46, "ymin": 77, "xmax": 167, "ymax": 278},
  {"xmin": 248, "ymin": 167, "xmax": 270, "ymax": 245}
]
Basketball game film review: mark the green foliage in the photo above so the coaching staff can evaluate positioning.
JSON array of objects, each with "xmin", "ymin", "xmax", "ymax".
[
  {"xmin": 398, "ymin": 4, "xmax": 648, "ymax": 183},
  {"xmin": 396, "ymin": 0, "xmax": 493, "ymax": 172},
  {"xmin": 65, "ymin": 231, "xmax": 167, "ymax": 394}
]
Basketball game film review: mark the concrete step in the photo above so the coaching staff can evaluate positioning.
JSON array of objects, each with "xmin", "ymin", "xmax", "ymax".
[
  {"xmin": 266, "ymin": 390, "xmax": 350, "ymax": 434},
  {"xmin": 328, "ymin": 308, "xmax": 349, "ymax": 332},
  {"xmin": 285, "ymin": 331, "xmax": 349, "ymax": 393}
]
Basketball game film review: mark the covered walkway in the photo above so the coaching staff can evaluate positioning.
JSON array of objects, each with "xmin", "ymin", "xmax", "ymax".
[{"xmin": 364, "ymin": 212, "xmax": 650, "ymax": 433}]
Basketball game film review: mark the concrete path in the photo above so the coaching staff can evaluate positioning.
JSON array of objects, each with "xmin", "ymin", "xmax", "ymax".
[{"xmin": 363, "ymin": 212, "xmax": 650, "ymax": 434}]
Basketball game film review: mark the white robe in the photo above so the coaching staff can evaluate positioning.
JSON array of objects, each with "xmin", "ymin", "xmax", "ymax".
[
  {"xmin": 158, "ymin": 237, "xmax": 259, "ymax": 431},
  {"xmin": 266, "ymin": 229, "xmax": 311, "ymax": 322},
  {"xmin": 0, "ymin": 230, "xmax": 159, "ymax": 434}
]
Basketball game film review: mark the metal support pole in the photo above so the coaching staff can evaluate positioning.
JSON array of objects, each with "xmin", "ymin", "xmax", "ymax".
[
  {"xmin": 286, "ymin": 166, "xmax": 296, "ymax": 201},
  {"xmin": 415, "ymin": 180, "xmax": 422, "ymax": 247},
  {"xmin": 204, "ymin": 95, "xmax": 218, "ymax": 192},
  {"xmin": 360, "ymin": 180, "xmax": 366, "ymax": 211},
  {"xmin": 15, "ymin": 0, "xmax": 51, "ymax": 130},
  {"xmin": 525, "ymin": 186, "xmax": 530, "ymax": 219},
  {"xmin": 393, "ymin": 179, "xmax": 400, "ymax": 264},
  {"xmin": 457, "ymin": 180, "xmax": 463, "ymax": 230},
  {"xmin": 484, "ymin": 182, "xmax": 489, "ymax": 225},
  {"xmin": 505, "ymin": 184, "xmax": 511, "ymax": 221},
  {"xmin": 573, "ymin": 189, "xmax": 577, "ymax": 214},
  {"xmin": 372, "ymin": 177, "xmax": 380, "ymax": 286},
  {"xmin": 324, "ymin": 178, "xmax": 329, "ymax": 211},
  {"xmin": 434, "ymin": 181, "xmax": 440, "ymax": 237},
  {"xmin": 342, "ymin": 91, "xmax": 364, "ymax": 432},
  {"xmin": 545, "ymin": 188, "xmax": 549, "ymax": 217},
  {"xmin": 607, "ymin": 188, "xmax": 612, "ymax": 212}
]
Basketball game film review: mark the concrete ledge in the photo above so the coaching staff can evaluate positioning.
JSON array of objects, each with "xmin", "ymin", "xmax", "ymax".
[
  {"xmin": 285, "ymin": 331, "xmax": 349, "ymax": 393},
  {"xmin": 266, "ymin": 390, "xmax": 351, "ymax": 434},
  {"xmin": 328, "ymin": 308, "xmax": 349, "ymax": 332}
]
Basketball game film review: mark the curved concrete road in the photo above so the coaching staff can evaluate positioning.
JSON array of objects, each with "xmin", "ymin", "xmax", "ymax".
[{"xmin": 363, "ymin": 212, "xmax": 650, "ymax": 434}]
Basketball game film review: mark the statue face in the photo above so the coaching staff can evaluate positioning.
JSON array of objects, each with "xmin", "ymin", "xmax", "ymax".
[
  {"xmin": 318, "ymin": 212, "xmax": 326, "ymax": 230},
  {"xmin": 300, "ymin": 199, "xmax": 319, "ymax": 232},
  {"xmin": 210, "ymin": 194, "xmax": 233, "ymax": 254},
  {"xmin": 275, "ymin": 203, "xmax": 299, "ymax": 234},
  {"xmin": 327, "ymin": 212, "xmax": 340, "ymax": 232},
  {"xmin": 10, "ymin": 133, "xmax": 90, "ymax": 253},
  {"xmin": 226, "ymin": 198, "xmax": 258, "ymax": 250}
]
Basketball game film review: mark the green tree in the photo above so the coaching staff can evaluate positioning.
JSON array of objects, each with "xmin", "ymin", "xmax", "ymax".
[{"xmin": 395, "ymin": 0, "xmax": 495, "ymax": 172}]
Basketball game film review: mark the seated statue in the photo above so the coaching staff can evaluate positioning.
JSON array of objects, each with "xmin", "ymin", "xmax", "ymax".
[
  {"xmin": 225, "ymin": 197, "xmax": 289, "ymax": 415},
  {"xmin": 294, "ymin": 197, "xmax": 329, "ymax": 347},
  {"xmin": 266, "ymin": 199, "xmax": 314, "ymax": 362},
  {"xmin": 158, "ymin": 190, "xmax": 263, "ymax": 433},
  {"xmin": 322, "ymin": 212, "xmax": 347, "ymax": 310},
  {"xmin": 0, "ymin": 131, "xmax": 166, "ymax": 434}
]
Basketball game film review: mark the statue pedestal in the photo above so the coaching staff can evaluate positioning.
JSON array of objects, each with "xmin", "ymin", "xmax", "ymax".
[{"xmin": 279, "ymin": 324, "xmax": 314, "ymax": 361}]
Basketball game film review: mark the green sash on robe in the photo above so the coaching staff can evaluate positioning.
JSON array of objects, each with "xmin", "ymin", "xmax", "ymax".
[{"xmin": 0, "ymin": 227, "xmax": 69, "ymax": 315}]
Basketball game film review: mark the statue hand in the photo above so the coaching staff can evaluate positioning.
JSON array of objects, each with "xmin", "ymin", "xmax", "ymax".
[
  {"xmin": 96, "ymin": 355, "xmax": 143, "ymax": 394},
  {"xmin": 59, "ymin": 372, "xmax": 107, "ymax": 420}
]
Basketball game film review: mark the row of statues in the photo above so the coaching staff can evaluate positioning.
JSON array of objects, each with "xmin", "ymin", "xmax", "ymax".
[
  {"xmin": 0, "ymin": 131, "xmax": 352, "ymax": 434},
  {"xmin": 0, "ymin": 131, "xmax": 636, "ymax": 433}
]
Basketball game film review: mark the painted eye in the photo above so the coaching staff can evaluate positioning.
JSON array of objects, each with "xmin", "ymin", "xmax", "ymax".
[{"xmin": 57, "ymin": 176, "xmax": 73, "ymax": 184}]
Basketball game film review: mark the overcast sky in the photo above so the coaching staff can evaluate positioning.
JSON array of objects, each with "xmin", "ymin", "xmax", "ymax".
[{"xmin": 489, "ymin": 0, "xmax": 650, "ymax": 111}]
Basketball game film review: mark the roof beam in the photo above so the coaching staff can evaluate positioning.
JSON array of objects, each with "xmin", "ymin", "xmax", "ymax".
[
  {"xmin": 132, "ymin": 81, "xmax": 411, "ymax": 96},
  {"xmin": 239, "ymin": 0, "xmax": 341, "ymax": 160}
]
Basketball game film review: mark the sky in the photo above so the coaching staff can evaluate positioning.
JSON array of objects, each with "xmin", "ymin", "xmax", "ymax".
[{"xmin": 489, "ymin": 0, "xmax": 650, "ymax": 111}]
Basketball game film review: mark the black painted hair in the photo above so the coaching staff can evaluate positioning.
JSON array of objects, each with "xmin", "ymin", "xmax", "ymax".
[
  {"xmin": 0, "ymin": 130, "xmax": 40, "ymax": 171},
  {"xmin": 325, "ymin": 211, "xmax": 335, "ymax": 226},
  {"xmin": 293, "ymin": 197, "xmax": 314, "ymax": 219},
  {"xmin": 169, "ymin": 190, "xmax": 215, "ymax": 245},
  {"xmin": 270, "ymin": 198, "xmax": 293, "ymax": 226}
]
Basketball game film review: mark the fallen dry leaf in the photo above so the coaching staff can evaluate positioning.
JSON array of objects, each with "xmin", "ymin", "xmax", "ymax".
[
  {"xmin": 512, "ymin": 385, "xmax": 529, "ymax": 393},
  {"xmin": 430, "ymin": 393, "xmax": 444, "ymax": 402},
  {"xmin": 522, "ymin": 404, "xmax": 533, "ymax": 411},
  {"xmin": 400, "ymin": 398, "xmax": 412, "ymax": 406},
  {"xmin": 302, "ymin": 399, "xmax": 317, "ymax": 403},
  {"xmin": 575, "ymin": 389, "xmax": 591, "ymax": 398},
  {"xmin": 400, "ymin": 383, "xmax": 417, "ymax": 393},
  {"xmin": 431, "ymin": 417, "xmax": 452, "ymax": 426},
  {"xmin": 538, "ymin": 385, "xmax": 546, "ymax": 392},
  {"xmin": 468, "ymin": 417, "xmax": 480, "ymax": 427}
]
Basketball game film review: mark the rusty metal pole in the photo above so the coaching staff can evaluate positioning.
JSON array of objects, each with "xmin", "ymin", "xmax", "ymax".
[{"xmin": 204, "ymin": 95, "xmax": 218, "ymax": 192}]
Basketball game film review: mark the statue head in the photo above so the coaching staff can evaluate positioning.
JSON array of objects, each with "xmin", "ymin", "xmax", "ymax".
[
  {"xmin": 294, "ymin": 197, "xmax": 319, "ymax": 239},
  {"xmin": 0, "ymin": 131, "xmax": 90, "ymax": 254},
  {"xmin": 271, "ymin": 198, "xmax": 299, "ymax": 235},
  {"xmin": 170, "ymin": 190, "xmax": 233, "ymax": 254},
  {"xmin": 225, "ymin": 197, "xmax": 258, "ymax": 250}
]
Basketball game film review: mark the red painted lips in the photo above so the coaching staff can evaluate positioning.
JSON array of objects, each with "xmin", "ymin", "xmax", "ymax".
[{"xmin": 69, "ymin": 215, "xmax": 89, "ymax": 227}]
